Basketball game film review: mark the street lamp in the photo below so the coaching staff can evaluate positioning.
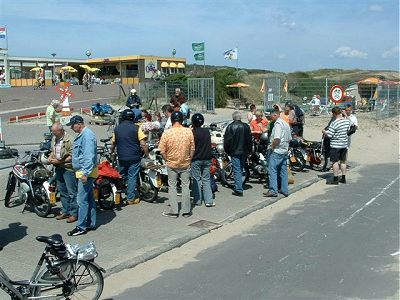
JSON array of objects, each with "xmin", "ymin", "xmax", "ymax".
[
  {"xmin": 51, "ymin": 53, "xmax": 56, "ymax": 85},
  {"xmin": 85, "ymin": 50, "xmax": 91, "ymax": 60},
  {"xmin": 172, "ymin": 49, "xmax": 176, "ymax": 57}
]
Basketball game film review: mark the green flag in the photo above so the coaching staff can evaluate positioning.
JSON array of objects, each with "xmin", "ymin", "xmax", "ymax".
[
  {"xmin": 194, "ymin": 52, "xmax": 205, "ymax": 61},
  {"xmin": 192, "ymin": 42, "xmax": 205, "ymax": 52}
]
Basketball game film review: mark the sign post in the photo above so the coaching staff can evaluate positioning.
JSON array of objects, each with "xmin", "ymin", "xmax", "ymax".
[{"xmin": 329, "ymin": 85, "xmax": 344, "ymax": 104}]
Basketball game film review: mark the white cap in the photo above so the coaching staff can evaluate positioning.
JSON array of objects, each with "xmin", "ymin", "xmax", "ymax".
[{"xmin": 131, "ymin": 89, "xmax": 136, "ymax": 94}]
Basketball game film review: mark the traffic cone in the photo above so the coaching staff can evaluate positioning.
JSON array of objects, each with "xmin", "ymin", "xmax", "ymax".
[{"xmin": 61, "ymin": 96, "xmax": 72, "ymax": 116}]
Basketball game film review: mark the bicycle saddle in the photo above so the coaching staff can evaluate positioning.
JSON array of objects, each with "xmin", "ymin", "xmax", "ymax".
[
  {"xmin": 36, "ymin": 234, "xmax": 64, "ymax": 246},
  {"xmin": 100, "ymin": 137, "xmax": 112, "ymax": 143}
]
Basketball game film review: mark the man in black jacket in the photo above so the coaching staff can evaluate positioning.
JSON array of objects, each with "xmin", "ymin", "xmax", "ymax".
[
  {"xmin": 223, "ymin": 111, "xmax": 252, "ymax": 196},
  {"xmin": 126, "ymin": 89, "xmax": 142, "ymax": 109}
]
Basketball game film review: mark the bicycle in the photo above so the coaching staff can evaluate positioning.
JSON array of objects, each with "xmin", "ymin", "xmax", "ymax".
[
  {"xmin": 0, "ymin": 234, "xmax": 104, "ymax": 299},
  {"xmin": 82, "ymin": 81, "xmax": 93, "ymax": 92},
  {"xmin": 33, "ymin": 79, "xmax": 45, "ymax": 90}
]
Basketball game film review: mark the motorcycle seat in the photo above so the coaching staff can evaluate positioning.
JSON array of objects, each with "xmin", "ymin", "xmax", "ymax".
[
  {"xmin": 36, "ymin": 234, "xmax": 64, "ymax": 246},
  {"xmin": 100, "ymin": 137, "xmax": 112, "ymax": 143}
]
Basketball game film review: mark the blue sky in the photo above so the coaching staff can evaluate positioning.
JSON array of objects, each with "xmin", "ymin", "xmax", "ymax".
[{"xmin": 0, "ymin": 0, "xmax": 399, "ymax": 72}]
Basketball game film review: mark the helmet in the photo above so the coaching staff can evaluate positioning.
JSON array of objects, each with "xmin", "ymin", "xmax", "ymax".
[
  {"xmin": 191, "ymin": 113, "xmax": 204, "ymax": 127},
  {"xmin": 130, "ymin": 89, "xmax": 136, "ymax": 94},
  {"xmin": 170, "ymin": 111, "xmax": 184, "ymax": 124},
  {"xmin": 260, "ymin": 132, "xmax": 269, "ymax": 145},
  {"xmin": 122, "ymin": 109, "xmax": 135, "ymax": 121}
]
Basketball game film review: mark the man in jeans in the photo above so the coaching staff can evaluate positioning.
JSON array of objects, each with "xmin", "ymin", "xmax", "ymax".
[
  {"xmin": 159, "ymin": 111, "xmax": 195, "ymax": 218},
  {"xmin": 49, "ymin": 122, "xmax": 78, "ymax": 223},
  {"xmin": 264, "ymin": 110, "xmax": 291, "ymax": 197},
  {"xmin": 191, "ymin": 113, "xmax": 214, "ymax": 207},
  {"xmin": 223, "ymin": 111, "xmax": 252, "ymax": 197},
  {"xmin": 111, "ymin": 109, "xmax": 148, "ymax": 205},
  {"xmin": 67, "ymin": 115, "xmax": 98, "ymax": 236}
]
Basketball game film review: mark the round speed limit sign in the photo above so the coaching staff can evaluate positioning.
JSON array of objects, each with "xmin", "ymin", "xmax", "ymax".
[{"xmin": 329, "ymin": 85, "xmax": 344, "ymax": 103}]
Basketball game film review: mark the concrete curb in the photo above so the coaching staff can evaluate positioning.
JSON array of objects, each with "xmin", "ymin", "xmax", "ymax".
[{"xmin": 102, "ymin": 174, "xmax": 325, "ymax": 278}]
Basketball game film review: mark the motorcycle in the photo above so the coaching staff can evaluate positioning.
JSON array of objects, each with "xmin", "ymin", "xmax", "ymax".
[
  {"xmin": 288, "ymin": 140, "xmax": 307, "ymax": 172},
  {"xmin": 301, "ymin": 139, "xmax": 328, "ymax": 171},
  {"xmin": 246, "ymin": 139, "xmax": 269, "ymax": 182},
  {"xmin": 4, "ymin": 150, "xmax": 53, "ymax": 217}
]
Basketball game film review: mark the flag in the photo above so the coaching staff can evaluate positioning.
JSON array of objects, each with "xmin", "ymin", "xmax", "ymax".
[
  {"xmin": 223, "ymin": 48, "xmax": 238, "ymax": 60},
  {"xmin": 192, "ymin": 42, "xmax": 205, "ymax": 52},
  {"xmin": 260, "ymin": 80, "xmax": 266, "ymax": 93},
  {"xmin": 283, "ymin": 79, "xmax": 288, "ymax": 92},
  {"xmin": 194, "ymin": 52, "xmax": 205, "ymax": 61},
  {"xmin": 0, "ymin": 27, "xmax": 6, "ymax": 39}
]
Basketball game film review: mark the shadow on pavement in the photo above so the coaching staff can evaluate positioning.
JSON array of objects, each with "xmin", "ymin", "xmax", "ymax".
[{"xmin": 0, "ymin": 222, "xmax": 28, "ymax": 250}]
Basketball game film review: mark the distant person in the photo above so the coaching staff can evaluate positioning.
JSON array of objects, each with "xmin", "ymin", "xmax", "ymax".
[
  {"xmin": 46, "ymin": 99, "xmax": 61, "ymax": 132},
  {"xmin": 170, "ymin": 88, "xmax": 186, "ymax": 111},
  {"xmin": 287, "ymin": 102, "xmax": 305, "ymax": 137},
  {"xmin": 82, "ymin": 71, "xmax": 91, "ymax": 88},
  {"xmin": 280, "ymin": 104, "xmax": 290, "ymax": 124},
  {"xmin": 0, "ymin": 71, "xmax": 6, "ymax": 84},
  {"xmin": 161, "ymin": 104, "xmax": 174, "ymax": 131},
  {"xmin": 250, "ymin": 110, "xmax": 268, "ymax": 141},
  {"xmin": 246, "ymin": 104, "xmax": 257, "ymax": 123},
  {"xmin": 344, "ymin": 104, "xmax": 358, "ymax": 166},
  {"xmin": 322, "ymin": 107, "xmax": 350, "ymax": 185},
  {"xmin": 126, "ymin": 89, "xmax": 142, "ymax": 109},
  {"xmin": 67, "ymin": 115, "xmax": 98, "ymax": 236},
  {"xmin": 223, "ymin": 111, "xmax": 252, "ymax": 197}
]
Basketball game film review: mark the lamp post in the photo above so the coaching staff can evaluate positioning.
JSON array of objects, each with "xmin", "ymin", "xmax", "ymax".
[
  {"xmin": 51, "ymin": 53, "xmax": 56, "ymax": 85},
  {"xmin": 85, "ymin": 50, "xmax": 91, "ymax": 60},
  {"xmin": 172, "ymin": 49, "xmax": 176, "ymax": 57}
]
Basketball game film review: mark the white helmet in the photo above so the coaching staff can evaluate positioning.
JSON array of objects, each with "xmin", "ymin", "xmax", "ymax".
[{"xmin": 130, "ymin": 89, "xmax": 136, "ymax": 94}]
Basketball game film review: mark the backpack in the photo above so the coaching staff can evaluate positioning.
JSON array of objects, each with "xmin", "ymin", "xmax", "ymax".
[{"xmin": 293, "ymin": 105, "xmax": 305, "ymax": 125}]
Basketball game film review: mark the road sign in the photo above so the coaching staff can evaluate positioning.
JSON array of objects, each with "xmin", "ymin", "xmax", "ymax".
[{"xmin": 329, "ymin": 85, "xmax": 344, "ymax": 103}]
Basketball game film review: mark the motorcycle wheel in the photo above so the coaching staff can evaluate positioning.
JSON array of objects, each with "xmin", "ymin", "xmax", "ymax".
[
  {"xmin": 139, "ymin": 175, "xmax": 159, "ymax": 203},
  {"xmin": 290, "ymin": 151, "xmax": 306, "ymax": 172},
  {"xmin": 4, "ymin": 173, "xmax": 16, "ymax": 207},
  {"xmin": 310, "ymin": 150, "xmax": 328, "ymax": 171},
  {"xmin": 33, "ymin": 185, "xmax": 52, "ymax": 217},
  {"xmin": 97, "ymin": 181, "xmax": 115, "ymax": 210}
]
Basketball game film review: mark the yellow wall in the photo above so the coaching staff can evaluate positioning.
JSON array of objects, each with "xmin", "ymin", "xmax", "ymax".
[{"xmin": 122, "ymin": 77, "xmax": 140, "ymax": 85}]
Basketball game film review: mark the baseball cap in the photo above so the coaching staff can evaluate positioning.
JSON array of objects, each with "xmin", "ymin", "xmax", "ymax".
[{"xmin": 66, "ymin": 115, "xmax": 84, "ymax": 127}]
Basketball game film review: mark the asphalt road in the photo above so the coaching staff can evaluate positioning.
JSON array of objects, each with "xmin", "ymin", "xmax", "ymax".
[{"xmin": 111, "ymin": 163, "xmax": 399, "ymax": 300}]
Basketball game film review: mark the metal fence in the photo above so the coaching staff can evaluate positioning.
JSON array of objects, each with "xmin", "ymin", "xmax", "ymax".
[
  {"xmin": 131, "ymin": 78, "xmax": 215, "ymax": 113},
  {"xmin": 375, "ymin": 83, "xmax": 400, "ymax": 119}
]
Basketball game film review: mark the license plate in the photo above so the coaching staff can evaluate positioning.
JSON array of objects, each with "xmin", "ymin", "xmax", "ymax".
[
  {"xmin": 290, "ymin": 156, "xmax": 297, "ymax": 163},
  {"xmin": 49, "ymin": 192, "xmax": 56, "ymax": 204}
]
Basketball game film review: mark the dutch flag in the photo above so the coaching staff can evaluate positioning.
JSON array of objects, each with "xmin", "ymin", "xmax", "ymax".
[{"xmin": 0, "ymin": 27, "xmax": 6, "ymax": 39}]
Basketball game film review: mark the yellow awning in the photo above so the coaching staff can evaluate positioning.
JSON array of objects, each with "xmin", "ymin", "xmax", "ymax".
[
  {"xmin": 169, "ymin": 62, "xmax": 177, "ymax": 68},
  {"xmin": 177, "ymin": 63, "xmax": 185, "ymax": 68},
  {"xmin": 161, "ymin": 62, "xmax": 169, "ymax": 67}
]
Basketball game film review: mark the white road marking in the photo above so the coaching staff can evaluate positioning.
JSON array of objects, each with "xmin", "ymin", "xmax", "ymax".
[
  {"xmin": 338, "ymin": 176, "xmax": 399, "ymax": 227},
  {"xmin": 297, "ymin": 231, "xmax": 308, "ymax": 238},
  {"xmin": 279, "ymin": 255, "xmax": 289, "ymax": 262},
  {"xmin": 390, "ymin": 251, "xmax": 400, "ymax": 257}
]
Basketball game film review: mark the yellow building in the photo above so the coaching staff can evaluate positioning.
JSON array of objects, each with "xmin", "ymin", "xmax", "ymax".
[{"xmin": 0, "ymin": 53, "xmax": 186, "ymax": 87}]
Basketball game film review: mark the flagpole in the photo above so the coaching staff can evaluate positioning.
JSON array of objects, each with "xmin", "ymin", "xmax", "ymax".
[
  {"xmin": 203, "ymin": 52, "xmax": 206, "ymax": 74},
  {"xmin": 235, "ymin": 46, "xmax": 238, "ymax": 73}
]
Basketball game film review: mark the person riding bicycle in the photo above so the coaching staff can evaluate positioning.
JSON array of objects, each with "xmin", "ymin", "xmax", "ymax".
[{"xmin": 82, "ymin": 71, "xmax": 91, "ymax": 88}]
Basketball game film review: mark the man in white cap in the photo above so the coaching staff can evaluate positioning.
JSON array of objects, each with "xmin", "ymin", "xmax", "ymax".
[{"xmin": 126, "ymin": 88, "xmax": 142, "ymax": 109}]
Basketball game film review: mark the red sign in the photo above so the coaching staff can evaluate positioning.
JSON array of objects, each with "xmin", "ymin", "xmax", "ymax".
[
  {"xmin": 56, "ymin": 83, "xmax": 75, "ymax": 103},
  {"xmin": 329, "ymin": 85, "xmax": 344, "ymax": 103}
]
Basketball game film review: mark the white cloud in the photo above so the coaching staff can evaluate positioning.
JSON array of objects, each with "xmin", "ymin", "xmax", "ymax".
[
  {"xmin": 382, "ymin": 46, "xmax": 399, "ymax": 59},
  {"xmin": 281, "ymin": 21, "xmax": 298, "ymax": 30},
  {"xmin": 278, "ymin": 53, "xmax": 286, "ymax": 59},
  {"xmin": 333, "ymin": 46, "xmax": 368, "ymax": 59},
  {"xmin": 369, "ymin": 4, "xmax": 383, "ymax": 12}
]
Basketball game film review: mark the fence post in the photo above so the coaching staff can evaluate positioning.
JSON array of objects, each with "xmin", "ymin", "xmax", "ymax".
[
  {"xmin": 164, "ymin": 82, "xmax": 168, "ymax": 104},
  {"xmin": 325, "ymin": 78, "xmax": 328, "ymax": 106}
]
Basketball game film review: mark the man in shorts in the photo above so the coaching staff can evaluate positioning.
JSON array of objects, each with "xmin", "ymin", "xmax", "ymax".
[{"xmin": 322, "ymin": 107, "xmax": 350, "ymax": 185}]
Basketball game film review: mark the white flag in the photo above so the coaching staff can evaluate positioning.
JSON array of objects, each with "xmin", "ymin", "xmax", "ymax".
[{"xmin": 223, "ymin": 48, "xmax": 238, "ymax": 60}]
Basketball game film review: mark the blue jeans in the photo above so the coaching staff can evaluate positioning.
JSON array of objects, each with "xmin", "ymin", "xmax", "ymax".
[
  {"xmin": 191, "ymin": 160, "xmax": 213, "ymax": 205},
  {"xmin": 268, "ymin": 152, "xmax": 289, "ymax": 195},
  {"xmin": 231, "ymin": 154, "xmax": 246, "ymax": 193},
  {"xmin": 77, "ymin": 177, "xmax": 96, "ymax": 230},
  {"xmin": 119, "ymin": 160, "xmax": 141, "ymax": 200},
  {"xmin": 55, "ymin": 167, "xmax": 78, "ymax": 217}
]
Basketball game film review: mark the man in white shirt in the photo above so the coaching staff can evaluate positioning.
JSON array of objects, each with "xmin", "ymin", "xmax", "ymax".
[{"xmin": 264, "ymin": 110, "xmax": 292, "ymax": 197}]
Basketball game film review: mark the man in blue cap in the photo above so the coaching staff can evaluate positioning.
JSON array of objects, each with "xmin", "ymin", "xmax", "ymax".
[{"xmin": 66, "ymin": 115, "xmax": 98, "ymax": 236}]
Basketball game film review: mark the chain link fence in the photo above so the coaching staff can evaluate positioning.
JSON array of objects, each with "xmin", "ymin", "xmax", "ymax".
[{"xmin": 375, "ymin": 82, "xmax": 400, "ymax": 119}]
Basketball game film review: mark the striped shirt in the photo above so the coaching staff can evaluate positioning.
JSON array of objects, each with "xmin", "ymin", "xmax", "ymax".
[{"xmin": 326, "ymin": 118, "xmax": 350, "ymax": 149}]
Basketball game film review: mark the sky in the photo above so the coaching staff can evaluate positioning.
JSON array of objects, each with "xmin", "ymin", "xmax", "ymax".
[{"xmin": 0, "ymin": 0, "xmax": 399, "ymax": 72}]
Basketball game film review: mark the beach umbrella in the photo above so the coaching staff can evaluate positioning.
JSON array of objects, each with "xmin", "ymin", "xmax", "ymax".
[
  {"xmin": 61, "ymin": 66, "xmax": 77, "ymax": 72},
  {"xmin": 89, "ymin": 67, "xmax": 100, "ymax": 72},
  {"xmin": 358, "ymin": 77, "xmax": 381, "ymax": 85},
  {"xmin": 30, "ymin": 67, "xmax": 43, "ymax": 72},
  {"xmin": 226, "ymin": 82, "xmax": 250, "ymax": 98},
  {"xmin": 79, "ymin": 64, "xmax": 91, "ymax": 70}
]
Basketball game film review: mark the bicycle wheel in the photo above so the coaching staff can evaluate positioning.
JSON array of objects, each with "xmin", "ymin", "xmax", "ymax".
[{"xmin": 35, "ymin": 260, "xmax": 104, "ymax": 300}]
